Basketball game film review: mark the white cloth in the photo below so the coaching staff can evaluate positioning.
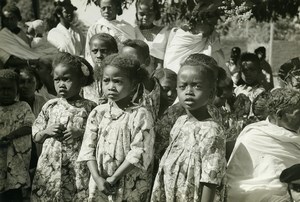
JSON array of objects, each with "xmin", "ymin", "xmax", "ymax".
[
  {"xmin": 47, "ymin": 23, "xmax": 84, "ymax": 56},
  {"xmin": 164, "ymin": 28, "xmax": 230, "ymax": 76},
  {"xmin": 85, "ymin": 18, "xmax": 136, "ymax": 66},
  {"xmin": 227, "ymin": 119, "xmax": 300, "ymax": 202},
  {"xmin": 135, "ymin": 26, "xmax": 170, "ymax": 60}
]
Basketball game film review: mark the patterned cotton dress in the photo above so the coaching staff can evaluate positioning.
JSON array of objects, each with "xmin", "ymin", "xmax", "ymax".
[
  {"xmin": 77, "ymin": 102, "xmax": 155, "ymax": 202},
  {"xmin": 0, "ymin": 101, "xmax": 35, "ymax": 193},
  {"xmin": 31, "ymin": 98, "xmax": 96, "ymax": 202},
  {"xmin": 151, "ymin": 115, "xmax": 226, "ymax": 202}
]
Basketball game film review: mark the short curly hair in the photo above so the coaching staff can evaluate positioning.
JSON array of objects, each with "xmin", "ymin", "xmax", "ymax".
[
  {"xmin": 153, "ymin": 68, "xmax": 177, "ymax": 82},
  {"xmin": 97, "ymin": 53, "xmax": 149, "ymax": 85},
  {"xmin": 52, "ymin": 52, "xmax": 94, "ymax": 86},
  {"xmin": 0, "ymin": 69, "xmax": 19, "ymax": 87},
  {"xmin": 267, "ymin": 88, "xmax": 300, "ymax": 115}
]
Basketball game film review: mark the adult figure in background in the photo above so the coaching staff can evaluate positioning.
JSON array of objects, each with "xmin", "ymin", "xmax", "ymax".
[
  {"xmin": 47, "ymin": 0, "xmax": 85, "ymax": 56},
  {"xmin": 163, "ymin": 2, "xmax": 230, "ymax": 76},
  {"xmin": 85, "ymin": 0, "xmax": 136, "ymax": 65},
  {"xmin": 226, "ymin": 47, "xmax": 241, "ymax": 85},
  {"xmin": 278, "ymin": 57, "xmax": 300, "ymax": 91},
  {"xmin": 254, "ymin": 46, "xmax": 274, "ymax": 90},
  {"xmin": 0, "ymin": 3, "xmax": 39, "ymax": 69}
]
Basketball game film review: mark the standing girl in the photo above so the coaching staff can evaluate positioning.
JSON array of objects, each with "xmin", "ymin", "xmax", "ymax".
[
  {"xmin": 78, "ymin": 54, "xmax": 155, "ymax": 202},
  {"xmin": 31, "ymin": 53, "xmax": 96, "ymax": 201},
  {"xmin": 0, "ymin": 69, "xmax": 35, "ymax": 202},
  {"xmin": 135, "ymin": 0, "xmax": 170, "ymax": 69},
  {"xmin": 151, "ymin": 53, "xmax": 226, "ymax": 202}
]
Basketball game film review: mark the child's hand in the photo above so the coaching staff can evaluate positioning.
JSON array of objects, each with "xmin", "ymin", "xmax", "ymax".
[
  {"xmin": 106, "ymin": 176, "xmax": 117, "ymax": 186},
  {"xmin": 44, "ymin": 124, "xmax": 65, "ymax": 137},
  {"xmin": 62, "ymin": 127, "xmax": 84, "ymax": 141},
  {"xmin": 94, "ymin": 176, "xmax": 114, "ymax": 195}
]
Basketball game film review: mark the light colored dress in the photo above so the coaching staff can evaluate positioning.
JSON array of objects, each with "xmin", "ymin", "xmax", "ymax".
[
  {"xmin": 227, "ymin": 119, "xmax": 300, "ymax": 201},
  {"xmin": 77, "ymin": 102, "xmax": 155, "ymax": 202},
  {"xmin": 31, "ymin": 98, "xmax": 96, "ymax": 202},
  {"xmin": 0, "ymin": 101, "xmax": 35, "ymax": 193},
  {"xmin": 151, "ymin": 115, "xmax": 226, "ymax": 202},
  {"xmin": 47, "ymin": 23, "xmax": 85, "ymax": 56}
]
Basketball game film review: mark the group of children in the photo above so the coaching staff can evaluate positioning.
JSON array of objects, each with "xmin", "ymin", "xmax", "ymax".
[{"xmin": 1, "ymin": 0, "xmax": 300, "ymax": 202}]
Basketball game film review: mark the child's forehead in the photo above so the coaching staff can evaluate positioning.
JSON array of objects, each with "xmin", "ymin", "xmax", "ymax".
[
  {"xmin": 0, "ymin": 77, "xmax": 17, "ymax": 85},
  {"xmin": 100, "ymin": 0, "xmax": 115, "ymax": 6}
]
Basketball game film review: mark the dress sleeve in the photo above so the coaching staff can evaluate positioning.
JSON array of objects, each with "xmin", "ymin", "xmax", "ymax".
[
  {"xmin": 126, "ymin": 108, "xmax": 155, "ymax": 170},
  {"xmin": 77, "ymin": 108, "xmax": 100, "ymax": 162},
  {"xmin": 32, "ymin": 101, "xmax": 50, "ymax": 139},
  {"xmin": 21, "ymin": 102, "xmax": 35, "ymax": 127},
  {"xmin": 200, "ymin": 123, "xmax": 226, "ymax": 185}
]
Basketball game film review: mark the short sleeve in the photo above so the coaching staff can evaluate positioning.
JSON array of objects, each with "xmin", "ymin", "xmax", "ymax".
[
  {"xmin": 21, "ymin": 102, "xmax": 35, "ymax": 127},
  {"xmin": 200, "ymin": 123, "xmax": 226, "ymax": 185},
  {"xmin": 126, "ymin": 108, "xmax": 155, "ymax": 170},
  {"xmin": 77, "ymin": 108, "xmax": 101, "ymax": 162}
]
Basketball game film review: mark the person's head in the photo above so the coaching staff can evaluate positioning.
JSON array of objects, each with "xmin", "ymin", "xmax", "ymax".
[
  {"xmin": 89, "ymin": 33, "xmax": 118, "ymax": 67},
  {"xmin": 278, "ymin": 57, "xmax": 300, "ymax": 91},
  {"xmin": 252, "ymin": 91, "xmax": 270, "ymax": 120},
  {"xmin": 239, "ymin": 52, "xmax": 262, "ymax": 86},
  {"xmin": 2, "ymin": 3, "xmax": 22, "ymax": 31},
  {"xmin": 99, "ymin": 0, "xmax": 122, "ymax": 21},
  {"xmin": 153, "ymin": 68, "xmax": 177, "ymax": 107},
  {"xmin": 254, "ymin": 46, "xmax": 266, "ymax": 60},
  {"xmin": 0, "ymin": 69, "xmax": 19, "ymax": 106},
  {"xmin": 18, "ymin": 66, "xmax": 43, "ymax": 99},
  {"xmin": 52, "ymin": 52, "xmax": 94, "ymax": 100},
  {"xmin": 122, "ymin": 39, "xmax": 151, "ymax": 67},
  {"xmin": 177, "ymin": 53, "xmax": 226, "ymax": 113},
  {"xmin": 267, "ymin": 88, "xmax": 300, "ymax": 133},
  {"xmin": 53, "ymin": 0, "xmax": 77, "ymax": 26},
  {"xmin": 100, "ymin": 53, "xmax": 148, "ymax": 108},
  {"xmin": 25, "ymin": 19, "xmax": 45, "ymax": 38},
  {"xmin": 213, "ymin": 77, "xmax": 234, "ymax": 108},
  {"xmin": 136, "ymin": 0, "xmax": 160, "ymax": 28},
  {"xmin": 280, "ymin": 164, "xmax": 300, "ymax": 202}
]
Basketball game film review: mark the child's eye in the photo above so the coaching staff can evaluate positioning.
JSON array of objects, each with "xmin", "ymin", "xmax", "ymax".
[
  {"xmin": 103, "ymin": 78, "xmax": 109, "ymax": 83},
  {"xmin": 178, "ymin": 85, "xmax": 186, "ymax": 90},
  {"xmin": 194, "ymin": 85, "xmax": 202, "ymax": 89}
]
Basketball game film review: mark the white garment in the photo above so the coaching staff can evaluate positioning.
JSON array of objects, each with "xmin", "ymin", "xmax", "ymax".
[
  {"xmin": 163, "ymin": 28, "xmax": 230, "ymax": 76},
  {"xmin": 47, "ymin": 23, "xmax": 84, "ymax": 56},
  {"xmin": 227, "ymin": 119, "xmax": 300, "ymax": 202}
]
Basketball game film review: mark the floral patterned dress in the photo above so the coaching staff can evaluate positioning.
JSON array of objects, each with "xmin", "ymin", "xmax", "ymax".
[
  {"xmin": 77, "ymin": 102, "xmax": 155, "ymax": 202},
  {"xmin": 0, "ymin": 101, "xmax": 35, "ymax": 193},
  {"xmin": 151, "ymin": 115, "xmax": 226, "ymax": 202},
  {"xmin": 31, "ymin": 98, "xmax": 96, "ymax": 202}
]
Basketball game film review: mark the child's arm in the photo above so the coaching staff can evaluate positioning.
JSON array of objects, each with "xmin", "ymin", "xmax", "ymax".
[
  {"xmin": 106, "ymin": 160, "xmax": 135, "ymax": 185},
  {"xmin": 34, "ymin": 124, "xmax": 65, "ymax": 143},
  {"xmin": 201, "ymin": 183, "xmax": 217, "ymax": 202},
  {"xmin": 87, "ymin": 160, "xmax": 114, "ymax": 195},
  {"xmin": 4, "ymin": 126, "xmax": 31, "ymax": 141}
]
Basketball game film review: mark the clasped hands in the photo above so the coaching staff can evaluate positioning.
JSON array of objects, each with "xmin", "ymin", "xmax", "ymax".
[
  {"xmin": 44, "ymin": 124, "xmax": 83, "ymax": 141},
  {"xmin": 95, "ymin": 175, "xmax": 118, "ymax": 196}
]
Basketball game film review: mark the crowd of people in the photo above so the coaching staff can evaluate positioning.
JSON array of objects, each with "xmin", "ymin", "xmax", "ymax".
[{"xmin": 1, "ymin": 0, "xmax": 300, "ymax": 201}]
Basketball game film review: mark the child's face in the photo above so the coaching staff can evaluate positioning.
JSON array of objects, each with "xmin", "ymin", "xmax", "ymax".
[
  {"xmin": 100, "ymin": 0, "xmax": 117, "ymax": 21},
  {"xmin": 159, "ymin": 77, "xmax": 177, "ymax": 106},
  {"xmin": 177, "ymin": 65, "xmax": 213, "ymax": 111},
  {"xmin": 280, "ymin": 107, "xmax": 300, "ymax": 134},
  {"xmin": 19, "ymin": 71, "xmax": 37, "ymax": 98},
  {"xmin": 241, "ymin": 61, "xmax": 260, "ymax": 86},
  {"xmin": 90, "ymin": 38, "xmax": 113, "ymax": 67},
  {"xmin": 2, "ymin": 11, "xmax": 18, "ymax": 31},
  {"xmin": 287, "ymin": 70, "xmax": 300, "ymax": 90},
  {"xmin": 53, "ymin": 64, "xmax": 82, "ymax": 100},
  {"xmin": 137, "ymin": 4, "xmax": 156, "ymax": 27},
  {"xmin": 102, "ymin": 65, "xmax": 135, "ymax": 104},
  {"xmin": 0, "ymin": 78, "xmax": 17, "ymax": 106}
]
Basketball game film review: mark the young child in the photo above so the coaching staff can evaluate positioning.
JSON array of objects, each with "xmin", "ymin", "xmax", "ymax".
[
  {"xmin": 83, "ymin": 33, "xmax": 118, "ymax": 104},
  {"xmin": 234, "ymin": 53, "xmax": 266, "ymax": 103},
  {"xmin": 0, "ymin": 69, "xmax": 35, "ymax": 202},
  {"xmin": 227, "ymin": 88, "xmax": 300, "ymax": 201},
  {"xmin": 77, "ymin": 54, "xmax": 155, "ymax": 202},
  {"xmin": 85, "ymin": 0, "xmax": 136, "ymax": 63},
  {"xmin": 31, "ymin": 53, "xmax": 96, "ymax": 201},
  {"xmin": 151, "ymin": 54, "xmax": 226, "ymax": 202},
  {"xmin": 47, "ymin": 0, "xmax": 85, "ymax": 56},
  {"xmin": 135, "ymin": 0, "xmax": 170, "ymax": 69},
  {"xmin": 278, "ymin": 56, "xmax": 300, "ymax": 91}
]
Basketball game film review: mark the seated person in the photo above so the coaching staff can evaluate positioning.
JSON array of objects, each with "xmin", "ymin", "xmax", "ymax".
[
  {"xmin": 227, "ymin": 88, "xmax": 300, "ymax": 201},
  {"xmin": 278, "ymin": 57, "xmax": 300, "ymax": 91},
  {"xmin": 280, "ymin": 164, "xmax": 300, "ymax": 201}
]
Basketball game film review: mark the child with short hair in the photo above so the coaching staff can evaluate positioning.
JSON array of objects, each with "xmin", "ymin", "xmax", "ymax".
[
  {"xmin": 77, "ymin": 54, "xmax": 155, "ymax": 201},
  {"xmin": 0, "ymin": 69, "xmax": 35, "ymax": 202},
  {"xmin": 135, "ymin": 0, "xmax": 170, "ymax": 69},
  {"xmin": 235, "ymin": 52, "xmax": 265, "ymax": 102},
  {"xmin": 151, "ymin": 54, "xmax": 226, "ymax": 202},
  {"xmin": 227, "ymin": 88, "xmax": 300, "ymax": 201},
  {"xmin": 83, "ymin": 33, "xmax": 118, "ymax": 104},
  {"xmin": 31, "ymin": 52, "xmax": 97, "ymax": 201}
]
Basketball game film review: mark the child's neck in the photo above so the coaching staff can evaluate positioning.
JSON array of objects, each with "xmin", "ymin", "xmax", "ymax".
[
  {"xmin": 186, "ymin": 105, "xmax": 211, "ymax": 121},
  {"xmin": 140, "ymin": 23, "xmax": 155, "ymax": 30},
  {"xmin": 66, "ymin": 94, "xmax": 81, "ymax": 102},
  {"xmin": 114, "ymin": 94, "xmax": 134, "ymax": 111}
]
